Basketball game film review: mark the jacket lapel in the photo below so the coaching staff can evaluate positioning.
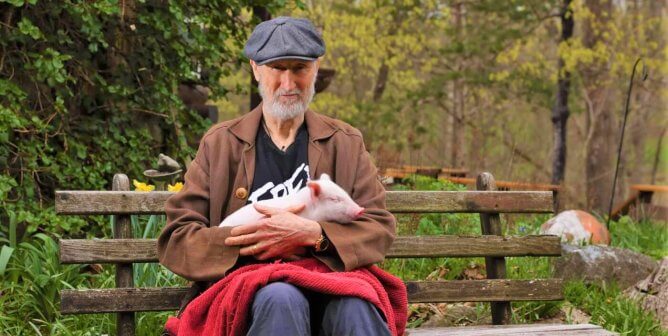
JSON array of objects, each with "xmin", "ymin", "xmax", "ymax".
[
  {"xmin": 226, "ymin": 106, "xmax": 338, "ymax": 195},
  {"xmin": 228, "ymin": 104, "xmax": 263, "ymax": 191},
  {"xmin": 308, "ymin": 140, "xmax": 323, "ymax": 179},
  {"xmin": 305, "ymin": 110, "xmax": 337, "ymax": 179}
]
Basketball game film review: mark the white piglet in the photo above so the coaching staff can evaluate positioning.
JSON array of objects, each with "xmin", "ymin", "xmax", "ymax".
[{"xmin": 219, "ymin": 174, "xmax": 365, "ymax": 227}]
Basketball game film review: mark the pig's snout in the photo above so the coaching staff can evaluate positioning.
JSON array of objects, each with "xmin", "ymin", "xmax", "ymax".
[{"xmin": 353, "ymin": 207, "xmax": 365, "ymax": 219}]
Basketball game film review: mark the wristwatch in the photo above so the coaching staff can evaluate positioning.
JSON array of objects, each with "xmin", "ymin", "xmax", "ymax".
[{"xmin": 314, "ymin": 234, "xmax": 330, "ymax": 252}]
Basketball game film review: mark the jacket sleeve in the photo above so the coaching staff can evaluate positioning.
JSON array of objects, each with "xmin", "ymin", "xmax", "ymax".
[
  {"xmin": 157, "ymin": 140, "xmax": 240, "ymax": 282},
  {"xmin": 315, "ymin": 138, "xmax": 396, "ymax": 271}
]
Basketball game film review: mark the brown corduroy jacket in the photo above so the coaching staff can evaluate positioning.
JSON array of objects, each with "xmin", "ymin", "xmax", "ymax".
[{"xmin": 157, "ymin": 104, "xmax": 396, "ymax": 282}]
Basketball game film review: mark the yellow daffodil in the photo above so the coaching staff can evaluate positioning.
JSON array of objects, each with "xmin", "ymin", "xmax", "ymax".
[
  {"xmin": 168, "ymin": 182, "xmax": 183, "ymax": 192},
  {"xmin": 133, "ymin": 179, "xmax": 155, "ymax": 192}
]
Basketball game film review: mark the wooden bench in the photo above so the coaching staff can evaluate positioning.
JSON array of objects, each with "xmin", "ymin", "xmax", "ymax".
[
  {"xmin": 381, "ymin": 166, "xmax": 468, "ymax": 182},
  {"xmin": 56, "ymin": 172, "xmax": 613, "ymax": 335},
  {"xmin": 379, "ymin": 170, "xmax": 561, "ymax": 212},
  {"xmin": 611, "ymin": 184, "xmax": 668, "ymax": 221}
]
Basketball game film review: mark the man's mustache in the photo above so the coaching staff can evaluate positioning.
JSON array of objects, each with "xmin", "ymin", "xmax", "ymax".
[{"xmin": 275, "ymin": 89, "xmax": 303, "ymax": 98}]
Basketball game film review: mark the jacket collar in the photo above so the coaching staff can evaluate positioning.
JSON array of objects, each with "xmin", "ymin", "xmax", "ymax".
[
  {"xmin": 228, "ymin": 102, "xmax": 338, "ymax": 145},
  {"xmin": 305, "ymin": 109, "xmax": 339, "ymax": 142},
  {"xmin": 228, "ymin": 104, "xmax": 263, "ymax": 145}
]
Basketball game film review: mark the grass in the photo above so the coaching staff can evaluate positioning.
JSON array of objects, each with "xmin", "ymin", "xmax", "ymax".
[
  {"xmin": 0, "ymin": 233, "xmax": 105, "ymax": 335},
  {"xmin": 609, "ymin": 215, "xmax": 668, "ymax": 259},
  {"xmin": 0, "ymin": 174, "xmax": 665, "ymax": 334},
  {"xmin": 381, "ymin": 175, "xmax": 667, "ymax": 334},
  {"xmin": 0, "ymin": 215, "xmax": 185, "ymax": 335},
  {"xmin": 565, "ymin": 281, "xmax": 667, "ymax": 336}
]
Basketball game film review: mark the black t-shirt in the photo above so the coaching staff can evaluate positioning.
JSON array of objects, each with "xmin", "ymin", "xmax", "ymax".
[{"xmin": 247, "ymin": 121, "xmax": 310, "ymax": 204}]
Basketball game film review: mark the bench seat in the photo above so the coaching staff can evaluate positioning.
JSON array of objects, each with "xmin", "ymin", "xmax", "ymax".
[{"xmin": 406, "ymin": 323, "xmax": 615, "ymax": 335}]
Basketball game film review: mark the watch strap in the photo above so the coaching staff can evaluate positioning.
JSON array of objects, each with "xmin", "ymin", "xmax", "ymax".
[{"xmin": 314, "ymin": 234, "xmax": 330, "ymax": 252}]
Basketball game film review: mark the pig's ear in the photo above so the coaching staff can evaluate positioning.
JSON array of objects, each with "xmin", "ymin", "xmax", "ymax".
[
  {"xmin": 319, "ymin": 173, "xmax": 331, "ymax": 181},
  {"xmin": 307, "ymin": 181, "xmax": 321, "ymax": 198}
]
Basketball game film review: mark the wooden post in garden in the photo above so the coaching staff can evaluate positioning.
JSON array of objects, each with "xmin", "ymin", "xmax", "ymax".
[
  {"xmin": 553, "ymin": 189, "xmax": 561, "ymax": 214},
  {"xmin": 476, "ymin": 172, "xmax": 511, "ymax": 325},
  {"xmin": 112, "ymin": 174, "xmax": 135, "ymax": 335}
]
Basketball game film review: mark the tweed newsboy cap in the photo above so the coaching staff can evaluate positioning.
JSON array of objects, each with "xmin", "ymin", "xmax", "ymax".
[{"xmin": 244, "ymin": 16, "xmax": 325, "ymax": 65}]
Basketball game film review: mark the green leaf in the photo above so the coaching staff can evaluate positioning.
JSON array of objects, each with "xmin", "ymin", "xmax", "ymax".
[
  {"xmin": 6, "ymin": 0, "xmax": 27, "ymax": 7},
  {"xmin": 76, "ymin": 145, "xmax": 86, "ymax": 159},
  {"xmin": 17, "ymin": 18, "xmax": 43, "ymax": 40},
  {"xmin": 0, "ymin": 245, "xmax": 15, "ymax": 276},
  {"xmin": 8, "ymin": 209, "xmax": 17, "ymax": 248},
  {"xmin": 143, "ymin": 215, "xmax": 157, "ymax": 239}
]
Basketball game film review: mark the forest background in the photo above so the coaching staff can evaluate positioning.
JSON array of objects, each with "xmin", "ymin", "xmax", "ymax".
[
  {"xmin": 0, "ymin": 0, "xmax": 666, "ymax": 334},
  {"xmin": 1, "ymin": 0, "xmax": 667, "ymax": 239},
  {"xmin": 221, "ymin": 0, "xmax": 667, "ymax": 216}
]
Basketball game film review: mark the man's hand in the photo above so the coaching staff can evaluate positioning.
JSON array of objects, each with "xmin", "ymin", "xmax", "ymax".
[{"xmin": 224, "ymin": 203, "xmax": 322, "ymax": 260}]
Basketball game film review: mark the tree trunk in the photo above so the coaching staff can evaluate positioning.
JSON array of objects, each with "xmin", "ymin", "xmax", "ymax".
[
  {"xmin": 552, "ymin": 0, "xmax": 573, "ymax": 187},
  {"xmin": 468, "ymin": 94, "xmax": 485, "ymax": 172},
  {"xmin": 584, "ymin": 94, "xmax": 615, "ymax": 214},
  {"xmin": 450, "ymin": 84, "xmax": 465, "ymax": 168},
  {"xmin": 373, "ymin": 63, "xmax": 389, "ymax": 102},
  {"xmin": 372, "ymin": 6, "xmax": 404, "ymax": 103},
  {"xmin": 651, "ymin": 127, "xmax": 666, "ymax": 184},
  {"xmin": 583, "ymin": 0, "xmax": 615, "ymax": 215},
  {"xmin": 450, "ymin": 2, "xmax": 465, "ymax": 168}
]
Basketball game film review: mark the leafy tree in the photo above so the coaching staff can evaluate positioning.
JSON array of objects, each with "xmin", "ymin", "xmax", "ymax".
[
  {"xmin": 552, "ymin": 0, "xmax": 573, "ymax": 189},
  {"xmin": 560, "ymin": 0, "xmax": 667, "ymax": 214},
  {"xmin": 289, "ymin": 0, "xmax": 449, "ymax": 166},
  {"xmin": 282, "ymin": 0, "xmax": 666, "ymax": 210},
  {"xmin": 0, "ymin": 0, "xmax": 290, "ymax": 240},
  {"xmin": 212, "ymin": 0, "xmax": 666, "ymax": 211}
]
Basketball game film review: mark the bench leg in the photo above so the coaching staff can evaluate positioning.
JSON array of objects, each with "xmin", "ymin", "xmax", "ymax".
[
  {"xmin": 113, "ymin": 174, "xmax": 136, "ymax": 335},
  {"xmin": 485, "ymin": 256, "xmax": 511, "ymax": 324},
  {"xmin": 477, "ymin": 173, "xmax": 512, "ymax": 325},
  {"xmin": 118, "ymin": 313, "xmax": 135, "ymax": 336}
]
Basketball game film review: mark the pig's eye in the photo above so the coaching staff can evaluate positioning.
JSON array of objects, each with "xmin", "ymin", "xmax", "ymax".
[{"xmin": 328, "ymin": 197, "xmax": 341, "ymax": 203}]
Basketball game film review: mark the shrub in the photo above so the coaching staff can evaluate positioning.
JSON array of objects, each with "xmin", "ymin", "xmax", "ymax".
[{"xmin": 0, "ymin": 0, "xmax": 293, "ymax": 241}]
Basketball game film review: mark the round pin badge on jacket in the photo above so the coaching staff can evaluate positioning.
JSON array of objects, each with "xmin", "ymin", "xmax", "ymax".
[{"xmin": 235, "ymin": 188, "xmax": 248, "ymax": 200}]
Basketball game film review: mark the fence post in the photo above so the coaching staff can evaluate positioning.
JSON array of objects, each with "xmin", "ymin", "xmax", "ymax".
[
  {"xmin": 476, "ymin": 172, "xmax": 511, "ymax": 325},
  {"xmin": 552, "ymin": 189, "xmax": 561, "ymax": 214},
  {"xmin": 112, "ymin": 174, "xmax": 135, "ymax": 335}
]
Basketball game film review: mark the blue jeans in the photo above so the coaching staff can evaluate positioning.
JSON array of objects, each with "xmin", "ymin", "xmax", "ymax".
[{"xmin": 247, "ymin": 282, "xmax": 391, "ymax": 336}]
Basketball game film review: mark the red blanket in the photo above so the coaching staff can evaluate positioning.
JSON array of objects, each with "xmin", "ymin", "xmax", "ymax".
[{"xmin": 164, "ymin": 258, "xmax": 407, "ymax": 336}]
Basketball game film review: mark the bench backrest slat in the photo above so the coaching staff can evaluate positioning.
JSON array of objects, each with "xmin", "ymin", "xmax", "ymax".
[
  {"xmin": 60, "ymin": 279, "xmax": 564, "ymax": 314},
  {"xmin": 55, "ymin": 190, "xmax": 554, "ymax": 215},
  {"xmin": 59, "ymin": 235, "xmax": 562, "ymax": 264}
]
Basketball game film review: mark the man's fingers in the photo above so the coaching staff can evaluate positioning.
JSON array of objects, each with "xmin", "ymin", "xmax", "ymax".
[
  {"xmin": 225, "ymin": 233, "xmax": 259, "ymax": 246},
  {"xmin": 253, "ymin": 203, "xmax": 305, "ymax": 215},
  {"xmin": 240, "ymin": 243, "xmax": 258, "ymax": 256},
  {"xmin": 285, "ymin": 203, "xmax": 305, "ymax": 214},
  {"xmin": 225, "ymin": 224, "xmax": 264, "ymax": 246},
  {"xmin": 253, "ymin": 204, "xmax": 281, "ymax": 216},
  {"xmin": 255, "ymin": 250, "xmax": 271, "ymax": 260},
  {"xmin": 255, "ymin": 245, "xmax": 307, "ymax": 261},
  {"xmin": 229, "ymin": 222, "xmax": 261, "ymax": 237}
]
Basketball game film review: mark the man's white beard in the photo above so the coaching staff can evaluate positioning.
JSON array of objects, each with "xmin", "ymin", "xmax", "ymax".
[{"xmin": 259, "ymin": 75, "xmax": 316, "ymax": 121}]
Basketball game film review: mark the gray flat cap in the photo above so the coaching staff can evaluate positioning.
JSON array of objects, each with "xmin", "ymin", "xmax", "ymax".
[{"xmin": 244, "ymin": 17, "xmax": 325, "ymax": 65}]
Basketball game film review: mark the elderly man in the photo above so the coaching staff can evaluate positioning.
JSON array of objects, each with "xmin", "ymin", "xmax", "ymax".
[{"xmin": 158, "ymin": 17, "xmax": 397, "ymax": 335}]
